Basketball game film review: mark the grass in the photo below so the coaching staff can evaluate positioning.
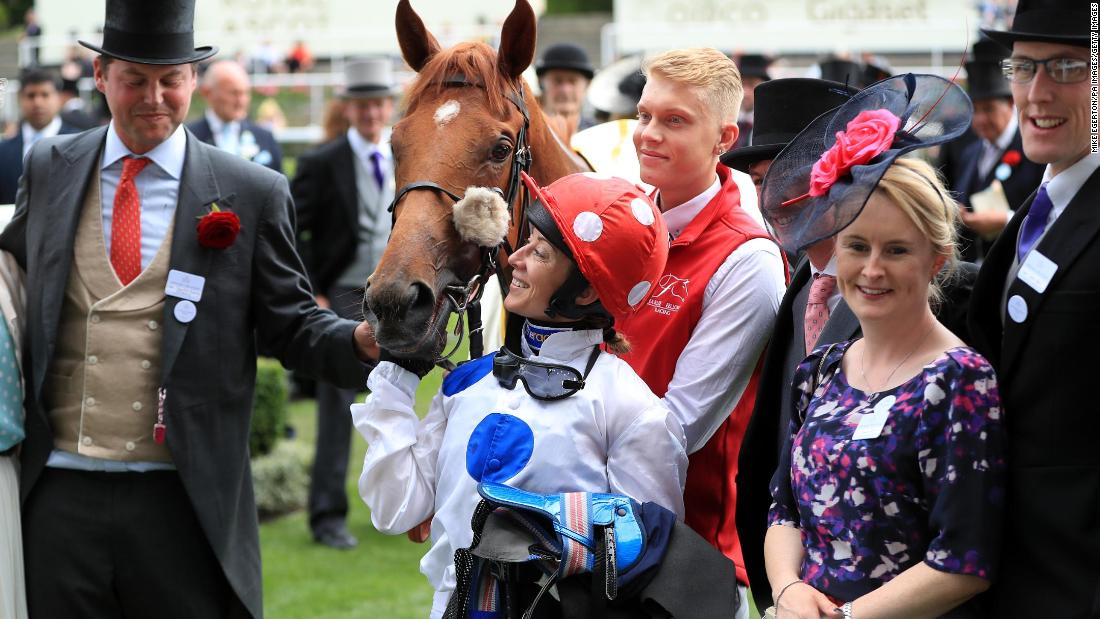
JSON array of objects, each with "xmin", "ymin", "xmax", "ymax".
[{"xmin": 259, "ymin": 341, "xmax": 457, "ymax": 618}]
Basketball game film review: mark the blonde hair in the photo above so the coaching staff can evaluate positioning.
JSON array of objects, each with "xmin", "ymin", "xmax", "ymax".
[
  {"xmin": 642, "ymin": 48, "xmax": 743, "ymax": 125},
  {"xmin": 873, "ymin": 157, "xmax": 959, "ymax": 305}
]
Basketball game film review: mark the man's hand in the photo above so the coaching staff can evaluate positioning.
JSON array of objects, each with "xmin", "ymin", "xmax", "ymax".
[
  {"xmin": 407, "ymin": 516, "xmax": 432, "ymax": 543},
  {"xmin": 960, "ymin": 209, "xmax": 1009, "ymax": 237},
  {"xmin": 316, "ymin": 294, "xmax": 330, "ymax": 309},
  {"xmin": 353, "ymin": 322, "xmax": 380, "ymax": 363}
]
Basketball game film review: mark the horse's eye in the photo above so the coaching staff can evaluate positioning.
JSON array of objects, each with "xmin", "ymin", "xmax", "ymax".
[{"xmin": 490, "ymin": 140, "xmax": 513, "ymax": 162}]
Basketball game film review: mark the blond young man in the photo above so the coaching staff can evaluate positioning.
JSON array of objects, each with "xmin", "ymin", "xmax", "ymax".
[{"xmin": 616, "ymin": 48, "xmax": 785, "ymax": 617}]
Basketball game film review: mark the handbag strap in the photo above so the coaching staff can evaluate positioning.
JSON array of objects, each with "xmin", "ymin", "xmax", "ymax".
[{"xmin": 798, "ymin": 342, "xmax": 837, "ymax": 426}]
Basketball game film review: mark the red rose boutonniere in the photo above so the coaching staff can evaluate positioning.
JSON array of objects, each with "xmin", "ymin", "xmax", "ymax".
[
  {"xmin": 1002, "ymin": 150, "xmax": 1022, "ymax": 167},
  {"xmin": 196, "ymin": 202, "xmax": 241, "ymax": 249}
]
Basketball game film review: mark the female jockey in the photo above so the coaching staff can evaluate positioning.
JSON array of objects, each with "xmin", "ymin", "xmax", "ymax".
[{"xmin": 352, "ymin": 172, "xmax": 688, "ymax": 618}]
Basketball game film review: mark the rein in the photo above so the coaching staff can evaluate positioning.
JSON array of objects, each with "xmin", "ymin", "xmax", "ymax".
[{"xmin": 387, "ymin": 73, "xmax": 533, "ymax": 367}]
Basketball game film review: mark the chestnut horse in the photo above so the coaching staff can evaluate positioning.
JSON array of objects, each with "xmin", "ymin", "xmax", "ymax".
[{"xmin": 364, "ymin": 0, "xmax": 587, "ymax": 360}]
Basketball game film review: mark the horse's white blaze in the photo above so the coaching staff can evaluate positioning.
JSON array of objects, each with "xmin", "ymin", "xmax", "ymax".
[{"xmin": 434, "ymin": 100, "xmax": 461, "ymax": 127}]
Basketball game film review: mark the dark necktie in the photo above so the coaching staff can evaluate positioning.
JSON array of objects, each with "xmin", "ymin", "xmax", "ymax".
[
  {"xmin": 1017, "ymin": 183, "xmax": 1053, "ymax": 261},
  {"xmin": 369, "ymin": 150, "xmax": 385, "ymax": 189}
]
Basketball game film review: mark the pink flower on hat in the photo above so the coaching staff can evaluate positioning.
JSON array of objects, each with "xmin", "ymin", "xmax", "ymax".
[{"xmin": 808, "ymin": 109, "xmax": 901, "ymax": 197}]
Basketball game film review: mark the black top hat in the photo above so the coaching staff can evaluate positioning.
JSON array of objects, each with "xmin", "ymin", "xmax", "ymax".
[
  {"xmin": 972, "ymin": 36, "xmax": 1011, "ymax": 62},
  {"xmin": 536, "ymin": 43, "xmax": 595, "ymax": 80},
  {"xmin": 737, "ymin": 54, "xmax": 774, "ymax": 81},
  {"xmin": 721, "ymin": 78, "xmax": 859, "ymax": 172},
  {"xmin": 818, "ymin": 58, "xmax": 865, "ymax": 88},
  {"xmin": 966, "ymin": 60, "xmax": 1012, "ymax": 100},
  {"xmin": 982, "ymin": 0, "xmax": 1089, "ymax": 47},
  {"xmin": 80, "ymin": 0, "xmax": 217, "ymax": 65}
]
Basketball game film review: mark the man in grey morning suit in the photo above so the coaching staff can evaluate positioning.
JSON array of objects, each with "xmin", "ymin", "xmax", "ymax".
[{"xmin": 0, "ymin": 1, "xmax": 378, "ymax": 617}]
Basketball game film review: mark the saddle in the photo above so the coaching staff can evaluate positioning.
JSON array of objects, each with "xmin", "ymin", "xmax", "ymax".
[{"xmin": 444, "ymin": 482, "xmax": 739, "ymax": 619}]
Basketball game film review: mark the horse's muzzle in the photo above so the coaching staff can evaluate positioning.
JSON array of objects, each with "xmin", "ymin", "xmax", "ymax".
[{"xmin": 362, "ymin": 279, "xmax": 450, "ymax": 358}]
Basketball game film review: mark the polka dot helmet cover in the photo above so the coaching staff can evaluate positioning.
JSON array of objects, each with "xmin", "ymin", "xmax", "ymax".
[{"xmin": 521, "ymin": 171, "xmax": 670, "ymax": 319}]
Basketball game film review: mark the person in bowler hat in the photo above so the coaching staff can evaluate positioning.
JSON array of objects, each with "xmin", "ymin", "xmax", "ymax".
[
  {"xmin": 946, "ymin": 37, "xmax": 1046, "ymax": 262},
  {"xmin": 968, "ymin": 0, "xmax": 1100, "ymax": 614},
  {"xmin": 0, "ymin": 1, "xmax": 380, "ymax": 616},
  {"xmin": 536, "ymin": 42, "xmax": 596, "ymax": 138},
  {"xmin": 292, "ymin": 57, "xmax": 398, "ymax": 550}
]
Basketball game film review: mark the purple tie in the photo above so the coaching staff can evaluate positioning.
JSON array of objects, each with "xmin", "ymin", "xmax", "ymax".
[
  {"xmin": 1017, "ymin": 183, "xmax": 1053, "ymax": 261},
  {"xmin": 369, "ymin": 150, "xmax": 385, "ymax": 189}
]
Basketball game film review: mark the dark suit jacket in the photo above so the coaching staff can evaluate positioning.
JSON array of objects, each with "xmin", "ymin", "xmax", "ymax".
[
  {"xmin": 186, "ymin": 116, "xmax": 283, "ymax": 174},
  {"xmin": 0, "ymin": 121, "xmax": 82, "ymax": 204},
  {"xmin": 946, "ymin": 130, "xmax": 1045, "ymax": 262},
  {"xmin": 737, "ymin": 258, "xmax": 978, "ymax": 613},
  {"xmin": 291, "ymin": 136, "xmax": 362, "ymax": 293},
  {"xmin": 0, "ymin": 126, "xmax": 366, "ymax": 619},
  {"xmin": 969, "ymin": 166, "xmax": 1100, "ymax": 616}
]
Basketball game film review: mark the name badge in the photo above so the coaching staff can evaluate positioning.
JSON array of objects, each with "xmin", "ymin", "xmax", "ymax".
[
  {"xmin": 1017, "ymin": 250, "xmax": 1057, "ymax": 294},
  {"xmin": 853, "ymin": 395, "xmax": 895, "ymax": 440},
  {"xmin": 165, "ymin": 269, "xmax": 205, "ymax": 302}
]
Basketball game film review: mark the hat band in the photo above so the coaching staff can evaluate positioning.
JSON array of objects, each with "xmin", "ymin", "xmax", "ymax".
[
  {"xmin": 100, "ymin": 27, "xmax": 198, "ymax": 61},
  {"xmin": 346, "ymin": 84, "xmax": 396, "ymax": 94}
]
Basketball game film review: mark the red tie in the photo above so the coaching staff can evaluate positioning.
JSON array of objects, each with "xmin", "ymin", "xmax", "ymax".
[
  {"xmin": 111, "ymin": 156, "xmax": 151, "ymax": 285},
  {"xmin": 804, "ymin": 273, "xmax": 837, "ymax": 354}
]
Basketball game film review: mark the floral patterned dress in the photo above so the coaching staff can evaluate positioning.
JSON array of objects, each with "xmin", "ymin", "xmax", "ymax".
[{"xmin": 768, "ymin": 341, "xmax": 1006, "ymax": 607}]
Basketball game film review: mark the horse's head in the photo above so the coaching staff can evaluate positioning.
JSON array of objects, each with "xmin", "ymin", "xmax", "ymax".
[{"xmin": 363, "ymin": 0, "xmax": 542, "ymax": 359}]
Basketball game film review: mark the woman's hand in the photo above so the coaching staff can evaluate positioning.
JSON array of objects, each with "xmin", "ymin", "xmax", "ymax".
[{"xmin": 776, "ymin": 582, "xmax": 841, "ymax": 619}]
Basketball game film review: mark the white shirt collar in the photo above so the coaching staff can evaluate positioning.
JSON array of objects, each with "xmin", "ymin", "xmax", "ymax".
[
  {"xmin": 347, "ymin": 127, "xmax": 392, "ymax": 164},
  {"xmin": 205, "ymin": 109, "xmax": 240, "ymax": 137},
  {"xmin": 535, "ymin": 329, "xmax": 604, "ymax": 368},
  {"xmin": 22, "ymin": 116, "xmax": 63, "ymax": 144},
  {"xmin": 659, "ymin": 175, "xmax": 722, "ymax": 239},
  {"xmin": 809, "ymin": 253, "xmax": 837, "ymax": 278},
  {"xmin": 101, "ymin": 120, "xmax": 187, "ymax": 180},
  {"xmin": 990, "ymin": 113, "xmax": 1017, "ymax": 152},
  {"xmin": 1043, "ymin": 152, "xmax": 1100, "ymax": 219}
]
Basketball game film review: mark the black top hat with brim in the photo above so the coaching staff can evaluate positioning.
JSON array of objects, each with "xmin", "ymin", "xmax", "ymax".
[
  {"xmin": 966, "ymin": 60, "xmax": 1012, "ymax": 101},
  {"xmin": 761, "ymin": 74, "xmax": 972, "ymax": 253},
  {"xmin": 738, "ymin": 54, "xmax": 774, "ymax": 81},
  {"xmin": 972, "ymin": 36, "xmax": 1011, "ymax": 63},
  {"xmin": 818, "ymin": 59, "xmax": 865, "ymax": 88},
  {"xmin": 342, "ymin": 58, "xmax": 400, "ymax": 99},
  {"xmin": 721, "ymin": 78, "xmax": 859, "ymax": 172},
  {"xmin": 79, "ymin": 0, "xmax": 217, "ymax": 65},
  {"xmin": 587, "ymin": 55, "xmax": 644, "ymax": 116},
  {"xmin": 982, "ymin": 0, "xmax": 1089, "ymax": 47},
  {"xmin": 536, "ymin": 43, "xmax": 595, "ymax": 80}
]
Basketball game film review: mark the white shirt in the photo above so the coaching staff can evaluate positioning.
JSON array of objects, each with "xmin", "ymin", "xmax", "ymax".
[
  {"xmin": 1042, "ymin": 152, "xmax": 1100, "ymax": 225},
  {"xmin": 353, "ymin": 329, "xmax": 687, "ymax": 619},
  {"xmin": 977, "ymin": 113, "xmax": 1018, "ymax": 180},
  {"xmin": 100, "ymin": 121, "xmax": 186, "ymax": 270},
  {"xmin": 656, "ymin": 181, "xmax": 787, "ymax": 452},
  {"xmin": 205, "ymin": 109, "xmax": 242, "ymax": 155},
  {"xmin": 346, "ymin": 126, "xmax": 392, "ymax": 167},
  {"xmin": 21, "ymin": 116, "xmax": 63, "ymax": 159}
]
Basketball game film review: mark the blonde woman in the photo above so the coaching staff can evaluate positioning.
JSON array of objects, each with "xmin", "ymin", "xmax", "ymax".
[
  {"xmin": 0, "ymin": 250, "xmax": 26, "ymax": 619},
  {"xmin": 760, "ymin": 76, "xmax": 1006, "ymax": 618}
]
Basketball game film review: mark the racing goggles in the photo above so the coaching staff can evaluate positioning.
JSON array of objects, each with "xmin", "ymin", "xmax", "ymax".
[{"xmin": 492, "ymin": 345, "xmax": 601, "ymax": 401}]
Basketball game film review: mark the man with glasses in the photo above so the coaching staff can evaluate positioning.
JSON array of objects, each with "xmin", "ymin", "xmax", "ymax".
[{"xmin": 969, "ymin": 0, "xmax": 1100, "ymax": 614}]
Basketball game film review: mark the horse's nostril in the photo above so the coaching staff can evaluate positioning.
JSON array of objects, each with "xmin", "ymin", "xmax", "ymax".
[
  {"xmin": 366, "ymin": 280, "xmax": 436, "ymax": 322},
  {"xmin": 408, "ymin": 282, "xmax": 434, "ymax": 313}
]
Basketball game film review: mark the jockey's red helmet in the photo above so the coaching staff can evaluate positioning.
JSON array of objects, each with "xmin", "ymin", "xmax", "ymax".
[{"xmin": 521, "ymin": 171, "xmax": 669, "ymax": 320}]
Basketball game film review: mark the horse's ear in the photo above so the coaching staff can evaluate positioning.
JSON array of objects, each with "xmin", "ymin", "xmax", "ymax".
[
  {"xmin": 395, "ymin": 0, "xmax": 441, "ymax": 72},
  {"xmin": 497, "ymin": 0, "xmax": 537, "ymax": 80}
]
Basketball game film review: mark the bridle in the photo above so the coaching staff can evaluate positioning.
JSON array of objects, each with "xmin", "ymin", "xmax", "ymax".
[{"xmin": 386, "ymin": 73, "xmax": 533, "ymax": 365}]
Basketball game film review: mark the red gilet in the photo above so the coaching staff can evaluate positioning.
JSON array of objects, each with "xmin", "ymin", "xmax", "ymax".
[{"xmin": 618, "ymin": 166, "xmax": 772, "ymax": 585}]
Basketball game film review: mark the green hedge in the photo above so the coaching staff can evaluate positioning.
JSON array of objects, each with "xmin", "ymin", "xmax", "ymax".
[
  {"xmin": 252, "ymin": 439, "xmax": 311, "ymax": 521},
  {"xmin": 251, "ymin": 357, "xmax": 289, "ymax": 457}
]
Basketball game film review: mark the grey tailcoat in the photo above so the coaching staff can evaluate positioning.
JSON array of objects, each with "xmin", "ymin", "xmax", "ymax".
[{"xmin": 0, "ymin": 126, "xmax": 367, "ymax": 618}]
